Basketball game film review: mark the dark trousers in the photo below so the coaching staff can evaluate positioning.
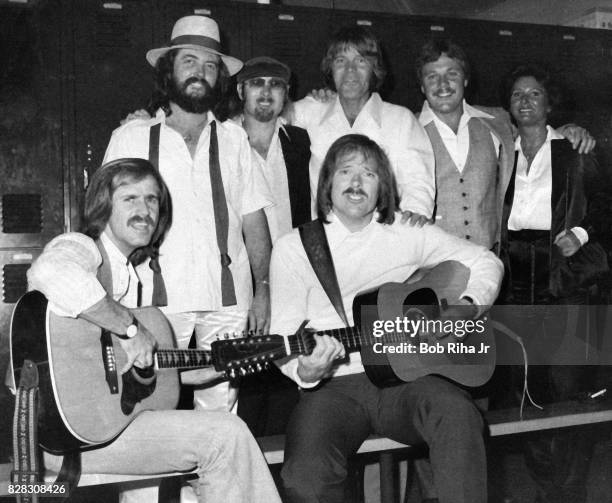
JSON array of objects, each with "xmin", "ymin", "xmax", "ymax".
[
  {"xmin": 501, "ymin": 230, "xmax": 598, "ymax": 503},
  {"xmin": 281, "ymin": 373, "xmax": 486, "ymax": 503}
]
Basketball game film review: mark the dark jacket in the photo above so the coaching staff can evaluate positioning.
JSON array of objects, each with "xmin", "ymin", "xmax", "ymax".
[{"xmin": 502, "ymin": 138, "xmax": 607, "ymax": 297}]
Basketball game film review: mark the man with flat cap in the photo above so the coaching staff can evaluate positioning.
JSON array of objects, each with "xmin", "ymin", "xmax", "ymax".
[
  {"xmin": 232, "ymin": 56, "xmax": 310, "ymax": 436},
  {"xmin": 104, "ymin": 15, "xmax": 273, "ymax": 414},
  {"xmin": 236, "ymin": 56, "xmax": 312, "ymax": 242}
]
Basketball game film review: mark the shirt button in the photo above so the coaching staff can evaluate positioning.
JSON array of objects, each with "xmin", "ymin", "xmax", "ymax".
[
  {"xmin": 466, "ymin": 235, "xmax": 471, "ymax": 240},
  {"xmin": 464, "ymin": 220, "xmax": 469, "ymax": 225},
  {"xmin": 462, "ymin": 192, "xmax": 467, "ymax": 197},
  {"xmin": 459, "ymin": 178, "xmax": 464, "ymax": 183},
  {"xmin": 463, "ymin": 206, "xmax": 468, "ymax": 210}
]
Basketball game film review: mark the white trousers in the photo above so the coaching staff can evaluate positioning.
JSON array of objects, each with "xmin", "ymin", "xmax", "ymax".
[{"xmin": 119, "ymin": 309, "xmax": 249, "ymax": 503}]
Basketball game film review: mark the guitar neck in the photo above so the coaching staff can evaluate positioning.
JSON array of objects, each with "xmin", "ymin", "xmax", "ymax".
[
  {"xmin": 286, "ymin": 326, "xmax": 371, "ymax": 356},
  {"xmin": 155, "ymin": 349, "xmax": 213, "ymax": 369}
]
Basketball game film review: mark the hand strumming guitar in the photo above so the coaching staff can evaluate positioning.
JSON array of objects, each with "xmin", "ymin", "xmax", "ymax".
[{"xmin": 116, "ymin": 323, "xmax": 157, "ymax": 374}]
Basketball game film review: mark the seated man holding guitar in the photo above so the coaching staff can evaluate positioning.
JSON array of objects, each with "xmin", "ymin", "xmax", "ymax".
[
  {"xmin": 270, "ymin": 134, "xmax": 504, "ymax": 503},
  {"xmin": 22, "ymin": 158, "xmax": 281, "ymax": 503}
]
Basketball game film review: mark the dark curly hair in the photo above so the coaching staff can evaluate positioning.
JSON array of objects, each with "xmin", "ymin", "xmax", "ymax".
[
  {"xmin": 146, "ymin": 48, "xmax": 230, "ymax": 117},
  {"xmin": 501, "ymin": 64, "xmax": 562, "ymax": 118}
]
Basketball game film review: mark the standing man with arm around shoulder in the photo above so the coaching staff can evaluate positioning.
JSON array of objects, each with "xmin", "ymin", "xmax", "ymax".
[
  {"xmin": 26, "ymin": 158, "xmax": 281, "ymax": 503},
  {"xmin": 104, "ymin": 15, "xmax": 273, "ymax": 414},
  {"xmin": 270, "ymin": 134, "xmax": 504, "ymax": 503},
  {"xmin": 233, "ymin": 56, "xmax": 311, "ymax": 436},
  {"xmin": 416, "ymin": 39, "xmax": 515, "ymax": 253},
  {"xmin": 290, "ymin": 25, "xmax": 435, "ymax": 225},
  {"xmin": 416, "ymin": 39, "xmax": 597, "ymax": 253},
  {"xmin": 236, "ymin": 56, "xmax": 312, "ymax": 243}
]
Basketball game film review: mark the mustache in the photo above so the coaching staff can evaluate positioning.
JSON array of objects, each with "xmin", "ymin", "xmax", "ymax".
[
  {"xmin": 127, "ymin": 215, "xmax": 156, "ymax": 227},
  {"xmin": 343, "ymin": 188, "xmax": 367, "ymax": 197},
  {"xmin": 183, "ymin": 76, "xmax": 211, "ymax": 89}
]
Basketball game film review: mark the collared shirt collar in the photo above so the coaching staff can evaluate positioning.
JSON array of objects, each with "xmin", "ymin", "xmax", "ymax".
[
  {"xmin": 237, "ymin": 114, "xmax": 287, "ymax": 139},
  {"xmin": 514, "ymin": 124, "xmax": 563, "ymax": 151},
  {"xmin": 418, "ymin": 99, "xmax": 494, "ymax": 127},
  {"xmin": 100, "ymin": 231, "xmax": 130, "ymax": 264},
  {"xmin": 324, "ymin": 211, "xmax": 380, "ymax": 250},
  {"xmin": 156, "ymin": 108, "xmax": 217, "ymax": 126},
  {"xmin": 319, "ymin": 92, "xmax": 383, "ymax": 128}
]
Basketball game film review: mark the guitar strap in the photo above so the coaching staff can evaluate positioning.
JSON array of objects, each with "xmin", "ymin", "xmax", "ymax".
[
  {"xmin": 12, "ymin": 360, "xmax": 81, "ymax": 502},
  {"xmin": 9, "ymin": 241, "xmax": 115, "ymax": 499},
  {"xmin": 298, "ymin": 219, "xmax": 350, "ymax": 327}
]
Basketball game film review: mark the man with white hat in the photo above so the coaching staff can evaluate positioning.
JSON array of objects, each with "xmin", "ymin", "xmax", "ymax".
[{"xmin": 104, "ymin": 15, "xmax": 272, "ymax": 416}]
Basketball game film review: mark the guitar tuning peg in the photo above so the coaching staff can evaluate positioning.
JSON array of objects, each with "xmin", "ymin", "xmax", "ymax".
[
  {"xmin": 228, "ymin": 369, "xmax": 236, "ymax": 380},
  {"xmin": 224, "ymin": 333, "xmax": 229, "ymax": 340},
  {"xmin": 239, "ymin": 367, "xmax": 247, "ymax": 377},
  {"xmin": 256, "ymin": 363, "xmax": 263, "ymax": 372},
  {"xmin": 248, "ymin": 365, "xmax": 255, "ymax": 373}
]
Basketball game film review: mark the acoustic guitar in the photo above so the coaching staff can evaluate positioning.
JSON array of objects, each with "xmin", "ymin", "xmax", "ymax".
[
  {"xmin": 218, "ymin": 261, "xmax": 496, "ymax": 389},
  {"xmin": 9, "ymin": 291, "xmax": 277, "ymax": 454}
]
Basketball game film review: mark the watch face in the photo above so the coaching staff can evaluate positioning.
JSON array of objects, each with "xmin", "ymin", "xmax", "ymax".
[{"xmin": 126, "ymin": 324, "xmax": 138, "ymax": 338}]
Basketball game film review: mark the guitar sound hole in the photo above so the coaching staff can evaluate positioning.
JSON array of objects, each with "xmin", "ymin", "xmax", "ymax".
[{"xmin": 403, "ymin": 288, "xmax": 439, "ymax": 342}]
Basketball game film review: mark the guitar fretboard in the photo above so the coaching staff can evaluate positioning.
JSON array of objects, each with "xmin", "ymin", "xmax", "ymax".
[
  {"xmin": 286, "ymin": 325, "xmax": 412, "ymax": 355},
  {"xmin": 155, "ymin": 349, "xmax": 213, "ymax": 369}
]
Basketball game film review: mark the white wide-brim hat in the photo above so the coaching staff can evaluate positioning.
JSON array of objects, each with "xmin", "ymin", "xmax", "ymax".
[{"xmin": 146, "ymin": 15, "xmax": 243, "ymax": 76}]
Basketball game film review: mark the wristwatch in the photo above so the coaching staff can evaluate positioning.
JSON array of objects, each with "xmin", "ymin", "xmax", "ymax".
[{"xmin": 116, "ymin": 316, "xmax": 138, "ymax": 340}]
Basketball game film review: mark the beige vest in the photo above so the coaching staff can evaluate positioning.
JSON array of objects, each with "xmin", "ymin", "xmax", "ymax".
[{"xmin": 426, "ymin": 118, "xmax": 499, "ymax": 249}]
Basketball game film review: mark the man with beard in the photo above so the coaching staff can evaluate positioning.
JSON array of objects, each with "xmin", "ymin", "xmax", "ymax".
[
  {"xmin": 232, "ymin": 57, "xmax": 309, "ymax": 437},
  {"xmin": 236, "ymin": 56, "xmax": 311, "ymax": 242},
  {"xmin": 104, "ymin": 17, "xmax": 272, "ymax": 502},
  {"xmin": 104, "ymin": 16, "xmax": 272, "ymax": 413}
]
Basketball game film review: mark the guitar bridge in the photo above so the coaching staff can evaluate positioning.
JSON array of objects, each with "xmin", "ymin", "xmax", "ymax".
[{"xmin": 100, "ymin": 330, "xmax": 119, "ymax": 394}]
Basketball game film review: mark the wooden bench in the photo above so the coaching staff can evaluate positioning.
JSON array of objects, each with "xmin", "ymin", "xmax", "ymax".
[{"xmin": 1, "ymin": 399, "xmax": 612, "ymax": 501}]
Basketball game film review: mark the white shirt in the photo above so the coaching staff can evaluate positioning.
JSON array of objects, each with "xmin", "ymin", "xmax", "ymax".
[
  {"xmin": 104, "ymin": 110, "xmax": 273, "ymax": 314},
  {"xmin": 293, "ymin": 93, "xmax": 435, "ymax": 218},
  {"xmin": 418, "ymin": 100, "xmax": 501, "ymax": 173},
  {"xmin": 270, "ymin": 213, "xmax": 504, "ymax": 387},
  {"xmin": 509, "ymin": 126, "xmax": 588, "ymax": 243},
  {"xmin": 27, "ymin": 231, "xmax": 152, "ymax": 317},
  {"xmin": 249, "ymin": 119, "xmax": 294, "ymax": 243}
]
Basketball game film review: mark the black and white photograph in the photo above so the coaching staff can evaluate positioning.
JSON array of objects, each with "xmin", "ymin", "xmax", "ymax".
[{"xmin": 1, "ymin": 1, "xmax": 612, "ymax": 502}]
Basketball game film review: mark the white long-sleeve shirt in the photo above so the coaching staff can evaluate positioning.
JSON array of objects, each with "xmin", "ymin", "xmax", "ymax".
[
  {"xmin": 509, "ymin": 126, "xmax": 588, "ymax": 244},
  {"xmin": 418, "ymin": 100, "xmax": 501, "ymax": 173},
  {"xmin": 27, "ymin": 231, "xmax": 151, "ymax": 316},
  {"xmin": 270, "ymin": 213, "xmax": 504, "ymax": 387},
  {"xmin": 104, "ymin": 110, "xmax": 272, "ymax": 314},
  {"xmin": 293, "ymin": 93, "xmax": 435, "ymax": 218}
]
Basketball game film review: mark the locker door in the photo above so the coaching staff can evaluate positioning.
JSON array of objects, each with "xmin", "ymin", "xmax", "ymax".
[
  {"xmin": 0, "ymin": 2, "xmax": 65, "ymax": 462},
  {"xmin": 156, "ymin": 1, "xmax": 247, "ymax": 64},
  {"xmin": 246, "ymin": 3, "xmax": 330, "ymax": 99},
  {"xmin": 69, "ymin": 0, "xmax": 155, "ymax": 228}
]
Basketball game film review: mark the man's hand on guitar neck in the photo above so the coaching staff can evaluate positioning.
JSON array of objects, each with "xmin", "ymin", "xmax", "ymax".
[{"xmin": 297, "ymin": 334, "xmax": 345, "ymax": 383}]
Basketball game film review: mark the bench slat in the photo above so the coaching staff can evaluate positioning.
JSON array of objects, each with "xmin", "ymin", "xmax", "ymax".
[{"xmin": 2, "ymin": 399, "xmax": 611, "ymax": 495}]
